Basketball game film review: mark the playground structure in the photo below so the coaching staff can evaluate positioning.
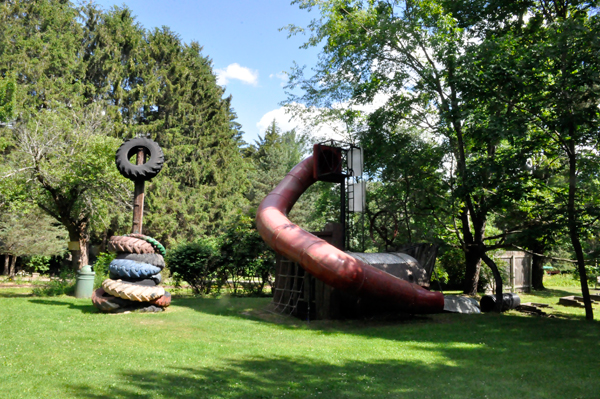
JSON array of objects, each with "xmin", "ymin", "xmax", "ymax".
[
  {"xmin": 92, "ymin": 136, "xmax": 171, "ymax": 313},
  {"xmin": 256, "ymin": 143, "xmax": 445, "ymax": 317}
]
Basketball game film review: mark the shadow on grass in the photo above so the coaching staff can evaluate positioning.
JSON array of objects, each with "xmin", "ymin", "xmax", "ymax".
[
  {"xmin": 170, "ymin": 296, "xmax": 600, "ymax": 344},
  {"xmin": 529, "ymin": 287, "xmax": 582, "ymax": 298},
  {"xmin": 28, "ymin": 298, "xmax": 97, "ymax": 314},
  {"xmin": 0, "ymin": 290, "xmax": 34, "ymax": 298},
  {"xmin": 68, "ymin": 330, "xmax": 599, "ymax": 399}
]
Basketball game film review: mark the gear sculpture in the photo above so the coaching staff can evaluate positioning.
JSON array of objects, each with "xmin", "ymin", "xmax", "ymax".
[{"xmin": 92, "ymin": 136, "xmax": 171, "ymax": 313}]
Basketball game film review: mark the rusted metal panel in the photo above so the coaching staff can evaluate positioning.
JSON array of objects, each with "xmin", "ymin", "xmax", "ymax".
[{"xmin": 346, "ymin": 252, "xmax": 428, "ymax": 286}]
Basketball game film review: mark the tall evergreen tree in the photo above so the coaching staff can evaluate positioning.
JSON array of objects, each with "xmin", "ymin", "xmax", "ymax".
[{"xmin": 0, "ymin": 1, "xmax": 250, "ymax": 249}]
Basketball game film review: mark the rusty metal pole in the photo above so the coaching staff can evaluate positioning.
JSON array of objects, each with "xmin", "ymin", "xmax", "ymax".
[{"xmin": 131, "ymin": 147, "xmax": 145, "ymax": 234}]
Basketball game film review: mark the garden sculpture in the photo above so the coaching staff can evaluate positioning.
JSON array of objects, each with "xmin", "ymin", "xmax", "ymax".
[{"xmin": 92, "ymin": 136, "xmax": 171, "ymax": 313}]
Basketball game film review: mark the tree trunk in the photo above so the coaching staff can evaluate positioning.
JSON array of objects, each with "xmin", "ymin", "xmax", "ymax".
[
  {"xmin": 68, "ymin": 228, "xmax": 89, "ymax": 270},
  {"xmin": 463, "ymin": 248, "xmax": 482, "ymax": 295},
  {"xmin": 566, "ymin": 145, "xmax": 593, "ymax": 320},
  {"xmin": 482, "ymin": 252, "xmax": 504, "ymax": 312},
  {"xmin": 9, "ymin": 255, "xmax": 17, "ymax": 277},
  {"xmin": 3, "ymin": 254, "xmax": 9, "ymax": 275},
  {"xmin": 531, "ymin": 249, "xmax": 546, "ymax": 291}
]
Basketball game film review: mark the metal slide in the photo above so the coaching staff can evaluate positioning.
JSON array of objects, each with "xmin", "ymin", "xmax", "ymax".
[{"xmin": 256, "ymin": 156, "xmax": 445, "ymax": 314}]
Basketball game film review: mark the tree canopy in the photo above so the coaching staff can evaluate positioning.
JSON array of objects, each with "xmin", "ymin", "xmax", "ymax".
[{"xmin": 0, "ymin": 0, "xmax": 250, "ymax": 263}]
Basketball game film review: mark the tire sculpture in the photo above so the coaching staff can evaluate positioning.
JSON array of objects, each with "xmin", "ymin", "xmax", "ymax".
[
  {"xmin": 92, "ymin": 136, "xmax": 171, "ymax": 314},
  {"xmin": 93, "ymin": 233, "xmax": 171, "ymax": 313},
  {"xmin": 115, "ymin": 137, "xmax": 164, "ymax": 181}
]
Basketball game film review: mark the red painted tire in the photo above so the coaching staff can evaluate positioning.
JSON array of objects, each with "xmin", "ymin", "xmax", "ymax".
[
  {"xmin": 108, "ymin": 236, "xmax": 155, "ymax": 254},
  {"xmin": 91, "ymin": 288, "xmax": 131, "ymax": 312},
  {"xmin": 151, "ymin": 291, "xmax": 171, "ymax": 307}
]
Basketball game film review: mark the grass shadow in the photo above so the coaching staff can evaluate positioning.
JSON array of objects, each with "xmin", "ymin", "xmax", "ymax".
[
  {"xmin": 28, "ymin": 298, "xmax": 98, "ymax": 314},
  {"xmin": 170, "ymin": 295, "xmax": 599, "ymax": 343},
  {"xmin": 528, "ymin": 287, "xmax": 583, "ymax": 298},
  {"xmin": 0, "ymin": 290, "xmax": 34, "ymax": 298},
  {"xmin": 67, "ymin": 327, "xmax": 600, "ymax": 399}
]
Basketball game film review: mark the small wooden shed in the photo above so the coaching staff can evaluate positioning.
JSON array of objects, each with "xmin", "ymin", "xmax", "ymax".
[{"xmin": 488, "ymin": 250, "xmax": 532, "ymax": 293}]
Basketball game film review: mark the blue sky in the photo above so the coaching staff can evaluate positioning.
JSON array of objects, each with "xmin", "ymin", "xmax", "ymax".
[{"xmin": 92, "ymin": 0, "xmax": 321, "ymax": 145}]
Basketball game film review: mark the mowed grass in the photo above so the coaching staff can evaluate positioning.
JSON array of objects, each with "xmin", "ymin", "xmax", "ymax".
[{"xmin": 1, "ymin": 285, "xmax": 599, "ymax": 399}]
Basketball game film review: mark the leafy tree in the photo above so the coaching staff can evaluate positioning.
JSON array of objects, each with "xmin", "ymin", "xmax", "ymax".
[
  {"xmin": 0, "ymin": 210, "xmax": 67, "ymax": 276},
  {"xmin": 80, "ymin": 6, "xmax": 251, "ymax": 243},
  {"xmin": 360, "ymin": 123, "xmax": 448, "ymax": 247},
  {"xmin": 0, "ymin": 1, "xmax": 250, "ymax": 250},
  {"xmin": 2, "ymin": 105, "xmax": 129, "ymax": 269},
  {"xmin": 286, "ymin": 0, "xmax": 528, "ymax": 299},
  {"xmin": 246, "ymin": 119, "xmax": 324, "ymax": 229},
  {"xmin": 461, "ymin": 0, "xmax": 600, "ymax": 319},
  {"xmin": 0, "ymin": 0, "xmax": 85, "ymax": 111}
]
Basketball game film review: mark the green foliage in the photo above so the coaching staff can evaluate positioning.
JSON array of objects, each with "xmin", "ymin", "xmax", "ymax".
[
  {"xmin": 25, "ymin": 255, "xmax": 51, "ymax": 273},
  {"xmin": 219, "ymin": 214, "xmax": 275, "ymax": 296},
  {"xmin": 167, "ymin": 215, "xmax": 276, "ymax": 297},
  {"xmin": 573, "ymin": 263, "xmax": 600, "ymax": 286},
  {"xmin": 32, "ymin": 268, "xmax": 75, "ymax": 296},
  {"xmin": 0, "ymin": 74, "xmax": 15, "ymax": 123},
  {"xmin": 0, "ymin": 1, "xmax": 250, "ymax": 252},
  {"xmin": 430, "ymin": 263, "xmax": 449, "ymax": 285},
  {"xmin": 1, "ymin": 104, "xmax": 128, "ymax": 268},
  {"xmin": 166, "ymin": 237, "xmax": 225, "ymax": 296},
  {"xmin": 93, "ymin": 252, "xmax": 115, "ymax": 289},
  {"xmin": 0, "ymin": 210, "xmax": 68, "ymax": 258},
  {"xmin": 437, "ymin": 246, "xmax": 466, "ymax": 289}
]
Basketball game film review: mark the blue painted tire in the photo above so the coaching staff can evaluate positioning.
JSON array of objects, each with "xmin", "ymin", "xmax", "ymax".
[
  {"xmin": 115, "ymin": 253, "xmax": 165, "ymax": 268},
  {"xmin": 109, "ymin": 259, "xmax": 162, "ymax": 279}
]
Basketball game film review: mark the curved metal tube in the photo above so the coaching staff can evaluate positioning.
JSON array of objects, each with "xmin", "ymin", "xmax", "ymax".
[{"xmin": 256, "ymin": 156, "xmax": 444, "ymax": 314}]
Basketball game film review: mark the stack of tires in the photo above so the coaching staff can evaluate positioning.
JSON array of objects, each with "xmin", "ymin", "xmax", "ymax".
[
  {"xmin": 92, "ymin": 136, "xmax": 169, "ymax": 313},
  {"xmin": 92, "ymin": 234, "xmax": 171, "ymax": 313}
]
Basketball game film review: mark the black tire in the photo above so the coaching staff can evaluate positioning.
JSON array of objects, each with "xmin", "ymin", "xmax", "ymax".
[
  {"xmin": 92, "ymin": 288, "xmax": 134, "ymax": 312},
  {"xmin": 92, "ymin": 288, "xmax": 166, "ymax": 313},
  {"xmin": 109, "ymin": 272, "xmax": 162, "ymax": 286},
  {"xmin": 116, "ymin": 253, "xmax": 165, "ymax": 268},
  {"xmin": 115, "ymin": 137, "xmax": 164, "ymax": 181}
]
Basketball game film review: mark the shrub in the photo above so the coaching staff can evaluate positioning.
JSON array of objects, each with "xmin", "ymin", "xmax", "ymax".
[
  {"xmin": 166, "ymin": 237, "xmax": 225, "ymax": 295},
  {"xmin": 572, "ymin": 263, "xmax": 599, "ymax": 285},
  {"xmin": 219, "ymin": 215, "xmax": 275, "ymax": 296},
  {"xmin": 437, "ymin": 246, "xmax": 465, "ymax": 289},
  {"xmin": 25, "ymin": 255, "xmax": 51, "ymax": 274},
  {"xmin": 93, "ymin": 252, "xmax": 115, "ymax": 289},
  {"xmin": 32, "ymin": 269, "xmax": 75, "ymax": 296}
]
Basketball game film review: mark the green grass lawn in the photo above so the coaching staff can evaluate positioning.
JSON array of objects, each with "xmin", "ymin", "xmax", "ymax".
[{"xmin": 1, "ymin": 283, "xmax": 599, "ymax": 399}]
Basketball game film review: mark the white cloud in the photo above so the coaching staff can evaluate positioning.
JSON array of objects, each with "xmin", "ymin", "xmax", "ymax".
[
  {"xmin": 215, "ymin": 63, "xmax": 258, "ymax": 86},
  {"xmin": 256, "ymin": 105, "xmax": 345, "ymax": 141},
  {"xmin": 269, "ymin": 72, "xmax": 288, "ymax": 87}
]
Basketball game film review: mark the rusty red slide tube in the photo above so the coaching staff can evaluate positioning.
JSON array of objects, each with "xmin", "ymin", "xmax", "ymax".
[{"xmin": 256, "ymin": 156, "xmax": 445, "ymax": 314}]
